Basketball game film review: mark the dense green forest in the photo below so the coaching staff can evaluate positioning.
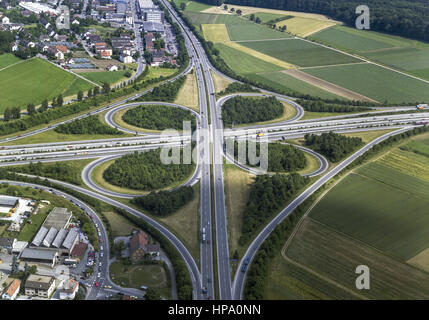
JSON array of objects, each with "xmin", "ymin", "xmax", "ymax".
[
  {"xmin": 139, "ymin": 76, "xmax": 186, "ymax": 102},
  {"xmin": 304, "ymin": 132, "xmax": 363, "ymax": 162},
  {"xmin": 103, "ymin": 150, "xmax": 194, "ymax": 191},
  {"xmin": 55, "ymin": 115, "xmax": 123, "ymax": 135},
  {"xmin": 207, "ymin": 0, "xmax": 429, "ymax": 42},
  {"xmin": 240, "ymin": 173, "xmax": 308, "ymax": 245},
  {"xmin": 218, "ymin": 82, "xmax": 259, "ymax": 96},
  {"xmin": 229, "ymin": 140, "xmax": 307, "ymax": 172},
  {"xmin": 222, "ymin": 96, "xmax": 284, "ymax": 125},
  {"xmin": 131, "ymin": 186, "xmax": 194, "ymax": 216},
  {"xmin": 122, "ymin": 105, "xmax": 196, "ymax": 131},
  {"xmin": 8, "ymin": 161, "xmax": 83, "ymax": 185},
  {"xmin": 297, "ymin": 99, "xmax": 371, "ymax": 113}
]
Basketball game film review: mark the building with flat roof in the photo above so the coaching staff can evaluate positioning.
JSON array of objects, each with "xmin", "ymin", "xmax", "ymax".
[
  {"xmin": 25, "ymin": 274, "xmax": 55, "ymax": 298},
  {"xmin": 0, "ymin": 237, "xmax": 16, "ymax": 252},
  {"xmin": 0, "ymin": 196, "xmax": 19, "ymax": 208},
  {"xmin": 20, "ymin": 248, "xmax": 58, "ymax": 268},
  {"xmin": 142, "ymin": 21, "xmax": 164, "ymax": 34},
  {"xmin": 44, "ymin": 207, "xmax": 72, "ymax": 230}
]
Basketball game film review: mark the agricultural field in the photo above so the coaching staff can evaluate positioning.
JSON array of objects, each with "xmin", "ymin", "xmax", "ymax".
[
  {"xmin": 215, "ymin": 43, "xmax": 283, "ymax": 74},
  {"xmin": 282, "ymin": 218, "xmax": 429, "ymax": 299},
  {"xmin": 226, "ymin": 23, "xmax": 292, "ymax": 41},
  {"xmin": 244, "ymin": 12, "xmax": 287, "ymax": 23},
  {"xmin": 310, "ymin": 25, "xmax": 429, "ymax": 81},
  {"xmin": 224, "ymin": 42, "xmax": 295, "ymax": 69},
  {"xmin": 246, "ymin": 72, "xmax": 345, "ymax": 100},
  {"xmin": 174, "ymin": 70, "xmax": 199, "ymax": 112},
  {"xmin": 80, "ymin": 70, "xmax": 128, "ymax": 85},
  {"xmin": 173, "ymin": 0, "xmax": 211, "ymax": 12},
  {"xmin": 276, "ymin": 16, "xmax": 337, "ymax": 38},
  {"xmin": 309, "ymin": 133, "xmax": 429, "ymax": 263},
  {"xmin": 0, "ymin": 53, "xmax": 20, "ymax": 69},
  {"xmin": 303, "ymin": 63, "xmax": 429, "ymax": 103},
  {"xmin": 265, "ymin": 253, "xmax": 359, "ymax": 300},
  {"xmin": 0, "ymin": 58, "xmax": 93, "ymax": 112},
  {"xmin": 239, "ymin": 39, "xmax": 360, "ymax": 67},
  {"xmin": 201, "ymin": 24, "xmax": 230, "ymax": 42}
]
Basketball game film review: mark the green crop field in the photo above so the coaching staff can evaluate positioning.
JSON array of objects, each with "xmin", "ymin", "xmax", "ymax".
[
  {"xmin": 265, "ymin": 252, "xmax": 359, "ymax": 300},
  {"xmin": 226, "ymin": 23, "xmax": 292, "ymax": 41},
  {"xmin": 283, "ymin": 218, "xmax": 429, "ymax": 299},
  {"xmin": 239, "ymin": 39, "xmax": 360, "ymax": 67},
  {"xmin": 80, "ymin": 70, "xmax": 128, "ymax": 85},
  {"xmin": 364, "ymin": 47, "xmax": 429, "ymax": 73},
  {"xmin": 247, "ymin": 71, "xmax": 345, "ymax": 100},
  {"xmin": 245, "ymin": 12, "xmax": 287, "ymax": 23},
  {"xmin": 310, "ymin": 25, "xmax": 413, "ymax": 53},
  {"xmin": 215, "ymin": 43, "xmax": 283, "ymax": 74},
  {"xmin": 0, "ymin": 53, "xmax": 21, "ymax": 69},
  {"xmin": 0, "ymin": 58, "xmax": 93, "ymax": 112},
  {"xmin": 309, "ymin": 170, "xmax": 429, "ymax": 261},
  {"xmin": 173, "ymin": 0, "xmax": 211, "ymax": 12},
  {"xmin": 303, "ymin": 63, "xmax": 429, "ymax": 103}
]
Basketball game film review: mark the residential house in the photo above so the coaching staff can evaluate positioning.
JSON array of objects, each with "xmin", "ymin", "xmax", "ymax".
[
  {"xmin": 10, "ymin": 42, "xmax": 18, "ymax": 52},
  {"xmin": 2, "ymin": 279, "xmax": 21, "ymax": 300},
  {"xmin": 106, "ymin": 64, "xmax": 118, "ymax": 71},
  {"xmin": 55, "ymin": 45, "xmax": 69, "ymax": 54},
  {"xmin": 55, "ymin": 34, "xmax": 67, "ymax": 42},
  {"xmin": 25, "ymin": 274, "xmax": 55, "ymax": 298},
  {"xmin": 2, "ymin": 16, "xmax": 10, "ymax": 24},
  {"xmin": 129, "ymin": 230, "xmax": 148, "ymax": 262},
  {"xmin": 120, "ymin": 53, "xmax": 132, "ymax": 64},
  {"xmin": 59, "ymin": 279, "xmax": 79, "ymax": 300},
  {"xmin": 47, "ymin": 46, "xmax": 64, "ymax": 60}
]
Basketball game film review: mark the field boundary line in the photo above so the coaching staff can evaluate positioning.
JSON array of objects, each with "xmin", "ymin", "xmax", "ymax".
[
  {"xmin": 0, "ymin": 58, "xmax": 28, "ymax": 72},
  {"xmin": 296, "ymin": 36, "xmax": 429, "ymax": 85},
  {"xmin": 40, "ymin": 56, "xmax": 101, "ymax": 87},
  {"xmin": 283, "ymin": 69, "xmax": 378, "ymax": 103},
  {"xmin": 281, "ymin": 240, "xmax": 368, "ymax": 300},
  {"xmin": 298, "ymin": 61, "xmax": 368, "ymax": 70},
  {"xmin": 233, "ymin": 37, "xmax": 295, "ymax": 43}
]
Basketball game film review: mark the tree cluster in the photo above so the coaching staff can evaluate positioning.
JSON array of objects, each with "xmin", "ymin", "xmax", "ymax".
[
  {"xmin": 103, "ymin": 150, "xmax": 194, "ymax": 191},
  {"xmin": 55, "ymin": 115, "xmax": 123, "ymax": 135},
  {"xmin": 8, "ymin": 161, "xmax": 83, "ymax": 185},
  {"xmin": 230, "ymin": 141, "xmax": 307, "ymax": 172},
  {"xmin": 222, "ymin": 96, "xmax": 283, "ymax": 125},
  {"xmin": 224, "ymin": 0, "xmax": 429, "ymax": 42},
  {"xmin": 139, "ymin": 76, "xmax": 186, "ymax": 102},
  {"xmin": 122, "ymin": 105, "xmax": 195, "ymax": 131},
  {"xmin": 218, "ymin": 82, "xmax": 259, "ymax": 96},
  {"xmin": 132, "ymin": 186, "xmax": 194, "ymax": 217},
  {"xmin": 304, "ymin": 132, "xmax": 363, "ymax": 162},
  {"xmin": 240, "ymin": 173, "xmax": 308, "ymax": 245},
  {"xmin": 297, "ymin": 99, "xmax": 371, "ymax": 113}
]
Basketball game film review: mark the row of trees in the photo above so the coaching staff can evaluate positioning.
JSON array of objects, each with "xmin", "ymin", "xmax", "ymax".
[
  {"xmin": 230, "ymin": 141, "xmax": 307, "ymax": 172},
  {"xmin": 103, "ymin": 150, "xmax": 194, "ymax": 191},
  {"xmin": 132, "ymin": 186, "xmax": 195, "ymax": 217},
  {"xmin": 222, "ymin": 96, "xmax": 284, "ymax": 125},
  {"xmin": 218, "ymin": 82, "xmax": 259, "ymax": 96},
  {"xmin": 122, "ymin": 104, "xmax": 195, "ymax": 131},
  {"xmin": 7, "ymin": 161, "xmax": 83, "ymax": 185},
  {"xmin": 304, "ymin": 132, "xmax": 363, "ymax": 162},
  {"xmin": 240, "ymin": 173, "xmax": 309, "ymax": 245},
  {"xmin": 219, "ymin": 0, "xmax": 429, "ymax": 42},
  {"xmin": 55, "ymin": 115, "xmax": 122, "ymax": 135},
  {"xmin": 297, "ymin": 99, "xmax": 371, "ymax": 113}
]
